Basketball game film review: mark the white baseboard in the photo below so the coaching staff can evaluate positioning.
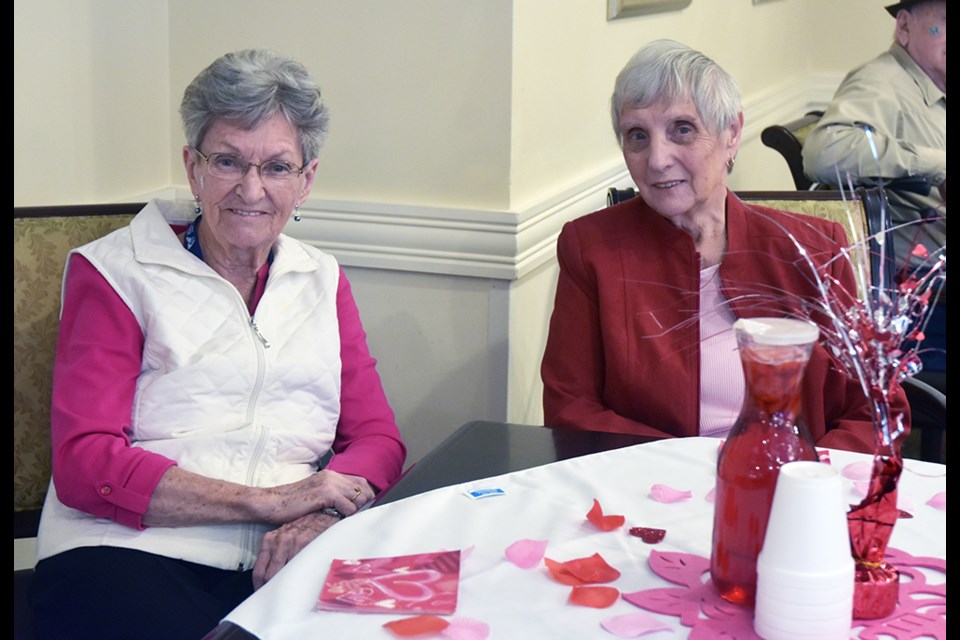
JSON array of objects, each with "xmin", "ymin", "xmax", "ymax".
[{"xmin": 14, "ymin": 538, "xmax": 36, "ymax": 571}]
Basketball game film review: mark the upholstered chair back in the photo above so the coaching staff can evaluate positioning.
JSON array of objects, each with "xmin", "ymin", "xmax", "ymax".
[{"xmin": 14, "ymin": 205, "xmax": 141, "ymax": 535}]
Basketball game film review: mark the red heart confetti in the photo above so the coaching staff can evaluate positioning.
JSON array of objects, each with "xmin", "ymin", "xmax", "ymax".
[{"xmin": 629, "ymin": 527, "xmax": 666, "ymax": 544}]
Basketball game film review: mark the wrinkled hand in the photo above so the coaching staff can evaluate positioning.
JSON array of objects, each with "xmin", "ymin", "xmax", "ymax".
[
  {"xmin": 250, "ymin": 472, "xmax": 375, "ymax": 588},
  {"xmin": 259, "ymin": 471, "xmax": 374, "ymax": 524},
  {"xmin": 253, "ymin": 511, "xmax": 338, "ymax": 589}
]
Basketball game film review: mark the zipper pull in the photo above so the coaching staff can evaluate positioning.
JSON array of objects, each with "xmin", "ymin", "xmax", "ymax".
[{"xmin": 250, "ymin": 317, "xmax": 270, "ymax": 349}]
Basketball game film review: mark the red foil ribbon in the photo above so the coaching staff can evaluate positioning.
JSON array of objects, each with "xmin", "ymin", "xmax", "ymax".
[{"xmin": 847, "ymin": 448, "xmax": 903, "ymax": 619}]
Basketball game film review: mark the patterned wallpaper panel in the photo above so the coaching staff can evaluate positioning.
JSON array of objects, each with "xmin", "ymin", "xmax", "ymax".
[{"xmin": 14, "ymin": 214, "xmax": 134, "ymax": 512}]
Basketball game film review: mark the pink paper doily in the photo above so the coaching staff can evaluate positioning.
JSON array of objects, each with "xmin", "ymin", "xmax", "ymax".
[{"xmin": 621, "ymin": 548, "xmax": 945, "ymax": 639}]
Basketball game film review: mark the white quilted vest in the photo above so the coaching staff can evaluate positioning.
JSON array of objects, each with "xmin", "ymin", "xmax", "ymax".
[{"xmin": 37, "ymin": 200, "xmax": 342, "ymax": 570}]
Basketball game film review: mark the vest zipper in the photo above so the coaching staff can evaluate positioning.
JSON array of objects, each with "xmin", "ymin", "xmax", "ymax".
[
  {"xmin": 250, "ymin": 317, "xmax": 270, "ymax": 349},
  {"xmin": 237, "ymin": 424, "xmax": 270, "ymax": 570},
  {"xmin": 237, "ymin": 311, "xmax": 270, "ymax": 570}
]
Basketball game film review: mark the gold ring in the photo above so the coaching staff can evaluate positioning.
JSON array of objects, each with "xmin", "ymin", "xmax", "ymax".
[{"xmin": 352, "ymin": 487, "xmax": 362, "ymax": 501}]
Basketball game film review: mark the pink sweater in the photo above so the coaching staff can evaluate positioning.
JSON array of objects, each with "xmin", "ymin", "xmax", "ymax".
[{"xmin": 51, "ymin": 253, "xmax": 406, "ymax": 530}]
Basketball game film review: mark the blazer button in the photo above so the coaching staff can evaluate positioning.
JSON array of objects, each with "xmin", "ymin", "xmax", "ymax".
[{"xmin": 100, "ymin": 485, "xmax": 112, "ymax": 495}]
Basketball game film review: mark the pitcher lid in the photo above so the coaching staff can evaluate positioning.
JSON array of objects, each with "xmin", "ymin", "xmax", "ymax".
[{"xmin": 733, "ymin": 317, "xmax": 819, "ymax": 345}]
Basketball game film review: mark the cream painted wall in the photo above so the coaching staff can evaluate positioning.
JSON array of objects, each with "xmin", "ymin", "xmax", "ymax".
[
  {"xmin": 166, "ymin": 1, "xmax": 515, "ymax": 210},
  {"xmin": 340, "ymin": 267, "xmax": 509, "ymax": 465},
  {"xmin": 14, "ymin": 0, "xmax": 171, "ymax": 205},
  {"xmin": 16, "ymin": 0, "xmax": 894, "ymax": 209},
  {"xmin": 509, "ymin": 0, "xmax": 892, "ymax": 206}
]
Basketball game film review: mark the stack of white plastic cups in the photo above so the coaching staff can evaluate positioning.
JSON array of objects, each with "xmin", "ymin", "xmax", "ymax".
[{"xmin": 754, "ymin": 461, "xmax": 855, "ymax": 640}]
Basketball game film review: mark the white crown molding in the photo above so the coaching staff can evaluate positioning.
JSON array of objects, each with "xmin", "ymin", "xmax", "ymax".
[
  {"xmin": 172, "ymin": 165, "xmax": 633, "ymax": 281},
  {"xmin": 296, "ymin": 163, "xmax": 633, "ymax": 281},
  {"xmin": 156, "ymin": 73, "xmax": 841, "ymax": 282}
]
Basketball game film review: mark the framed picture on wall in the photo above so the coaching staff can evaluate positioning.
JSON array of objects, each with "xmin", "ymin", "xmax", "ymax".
[{"xmin": 607, "ymin": 0, "xmax": 692, "ymax": 20}]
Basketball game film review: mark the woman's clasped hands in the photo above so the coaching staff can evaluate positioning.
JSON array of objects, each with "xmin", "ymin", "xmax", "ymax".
[{"xmin": 253, "ymin": 470, "xmax": 373, "ymax": 588}]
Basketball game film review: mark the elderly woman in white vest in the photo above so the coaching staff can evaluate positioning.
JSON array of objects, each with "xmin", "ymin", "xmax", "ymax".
[{"xmin": 30, "ymin": 50, "xmax": 407, "ymax": 640}]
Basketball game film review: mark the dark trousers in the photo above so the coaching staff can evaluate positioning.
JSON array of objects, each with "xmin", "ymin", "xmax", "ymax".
[{"xmin": 29, "ymin": 546, "xmax": 254, "ymax": 640}]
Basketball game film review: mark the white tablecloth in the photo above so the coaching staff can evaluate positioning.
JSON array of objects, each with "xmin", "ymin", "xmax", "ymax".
[{"xmin": 224, "ymin": 437, "xmax": 946, "ymax": 639}]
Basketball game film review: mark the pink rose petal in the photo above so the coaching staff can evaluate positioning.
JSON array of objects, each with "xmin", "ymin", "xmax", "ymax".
[
  {"xmin": 441, "ymin": 617, "xmax": 490, "ymax": 640},
  {"xmin": 505, "ymin": 539, "xmax": 548, "ymax": 569},
  {"xmin": 853, "ymin": 481, "xmax": 869, "ymax": 497},
  {"xmin": 601, "ymin": 612, "xmax": 672, "ymax": 637},
  {"xmin": 704, "ymin": 487, "xmax": 715, "ymax": 503},
  {"xmin": 841, "ymin": 461, "xmax": 873, "ymax": 481},
  {"xmin": 926, "ymin": 491, "xmax": 946, "ymax": 510},
  {"xmin": 649, "ymin": 484, "xmax": 692, "ymax": 503}
]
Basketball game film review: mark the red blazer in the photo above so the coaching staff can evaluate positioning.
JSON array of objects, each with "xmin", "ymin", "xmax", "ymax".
[{"xmin": 541, "ymin": 190, "xmax": 909, "ymax": 455}]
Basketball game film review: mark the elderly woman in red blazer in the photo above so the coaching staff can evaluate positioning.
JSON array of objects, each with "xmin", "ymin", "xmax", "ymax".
[{"xmin": 541, "ymin": 40, "xmax": 909, "ymax": 455}]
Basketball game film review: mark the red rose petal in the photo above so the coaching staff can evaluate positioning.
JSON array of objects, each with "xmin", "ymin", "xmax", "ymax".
[
  {"xmin": 384, "ymin": 615, "xmax": 450, "ymax": 637},
  {"xmin": 629, "ymin": 526, "xmax": 666, "ymax": 544},
  {"xmin": 544, "ymin": 557, "xmax": 581, "ymax": 585},
  {"xmin": 586, "ymin": 499, "xmax": 625, "ymax": 531},
  {"xmin": 569, "ymin": 585, "xmax": 620, "ymax": 608},
  {"xmin": 545, "ymin": 553, "xmax": 621, "ymax": 585}
]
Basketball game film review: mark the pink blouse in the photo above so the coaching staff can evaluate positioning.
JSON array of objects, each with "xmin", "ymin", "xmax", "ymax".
[{"xmin": 698, "ymin": 264, "xmax": 745, "ymax": 438}]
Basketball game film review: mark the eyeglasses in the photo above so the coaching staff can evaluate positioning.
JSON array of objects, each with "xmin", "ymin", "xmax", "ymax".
[{"xmin": 193, "ymin": 148, "xmax": 306, "ymax": 183}]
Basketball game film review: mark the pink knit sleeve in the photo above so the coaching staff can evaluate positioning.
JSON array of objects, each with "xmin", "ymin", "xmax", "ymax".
[
  {"xmin": 323, "ymin": 268, "xmax": 407, "ymax": 490},
  {"xmin": 50, "ymin": 254, "xmax": 176, "ymax": 530}
]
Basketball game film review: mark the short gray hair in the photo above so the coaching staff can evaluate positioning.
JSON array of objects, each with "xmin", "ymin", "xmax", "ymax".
[
  {"xmin": 610, "ymin": 40, "xmax": 741, "ymax": 145},
  {"xmin": 180, "ymin": 49, "xmax": 330, "ymax": 164}
]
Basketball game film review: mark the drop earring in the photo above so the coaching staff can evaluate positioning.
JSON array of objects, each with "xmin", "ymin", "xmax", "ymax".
[
  {"xmin": 194, "ymin": 195, "xmax": 202, "ymax": 215},
  {"xmin": 293, "ymin": 206, "xmax": 301, "ymax": 223}
]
